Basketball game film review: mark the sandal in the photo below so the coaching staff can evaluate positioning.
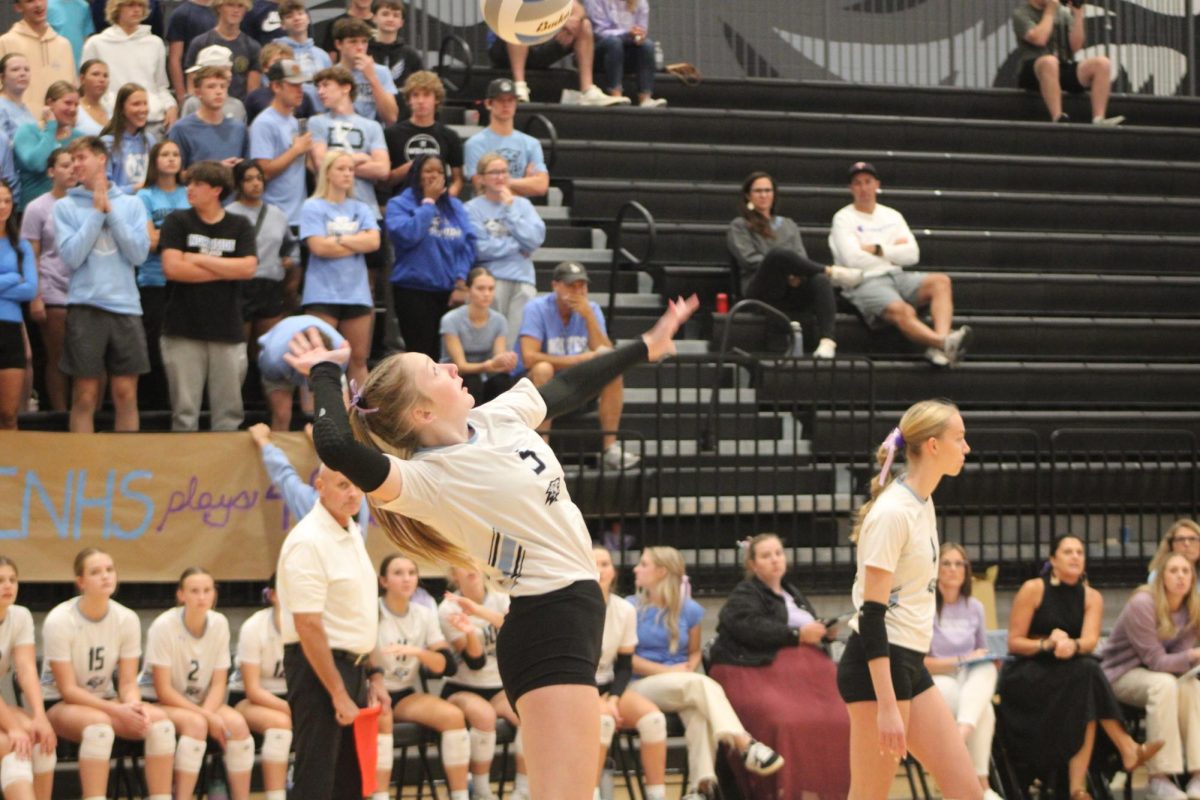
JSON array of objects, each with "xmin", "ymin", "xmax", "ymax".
[
  {"xmin": 666, "ymin": 62, "xmax": 702, "ymax": 86},
  {"xmin": 1124, "ymin": 739, "xmax": 1165, "ymax": 771}
]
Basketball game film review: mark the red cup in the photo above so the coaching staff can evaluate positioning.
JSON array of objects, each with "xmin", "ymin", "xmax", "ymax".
[{"xmin": 715, "ymin": 293, "xmax": 729, "ymax": 313}]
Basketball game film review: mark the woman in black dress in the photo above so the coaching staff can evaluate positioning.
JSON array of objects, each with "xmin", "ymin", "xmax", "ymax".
[{"xmin": 998, "ymin": 534, "xmax": 1163, "ymax": 798}]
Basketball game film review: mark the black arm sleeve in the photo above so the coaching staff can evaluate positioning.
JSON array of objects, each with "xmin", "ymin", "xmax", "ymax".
[
  {"xmin": 537, "ymin": 339, "xmax": 649, "ymax": 420},
  {"xmin": 463, "ymin": 651, "xmax": 488, "ymax": 671},
  {"xmin": 608, "ymin": 653, "xmax": 633, "ymax": 698},
  {"xmin": 422, "ymin": 647, "xmax": 457, "ymax": 680},
  {"xmin": 309, "ymin": 361, "xmax": 391, "ymax": 493},
  {"xmin": 859, "ymin": 600, "xmax": 890, "ymax": 660}
]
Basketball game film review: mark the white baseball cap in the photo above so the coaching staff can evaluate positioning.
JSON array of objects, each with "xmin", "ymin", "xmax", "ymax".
[{"xmin": 186, "ymin": 45, "xmax": 234, "ymax": 73}]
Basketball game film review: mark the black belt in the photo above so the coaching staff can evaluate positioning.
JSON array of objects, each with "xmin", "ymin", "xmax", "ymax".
[{"xmin": 285, "ymin": 643, "xmax": 370, "ymax": 667}]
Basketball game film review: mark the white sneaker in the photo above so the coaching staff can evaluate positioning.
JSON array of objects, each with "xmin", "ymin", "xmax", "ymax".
[
  {"xmin": 1185, "ymin": 775, "xmax": 1200, "ymax": 799},
  {"xmin": 508, "ymin": 790, "xmax": 531, "ymax": 800},
  {"xmin": 639, "ymin": 96, "xmax": 668, "ymax": 108},
  {"xmin": 925, "ymin": 347, "xmax": 951, "ymax": 367},
  {"xmin": 813, "ymin": 338, "xmax": 837, "ymax": 359},
  {"xmin": 742, "ymin": 740, "xmax": 784, "ymax": 776},
  {"xmin": 514, "ymin": 80, "xmax": 530, "ymax": 103},
  {"xmin": 983, "ymin": 790, "xmax": 1004, "ymax": 800},
  {"xmin": 579, "ymin": 85, "xmax": 629, "ymax": 106},
  {"xmin": 1146, "ymin": 776, "xmax": 1188, "ymax": 800},
  {"xmin": 828, "ymin": 264, "xmax": 864, "ymax": 289},
  {"xmin": 942, "ymin": 325, "xmax": 973, "ymax": 365},
  {"xmin": 1093, "ymin": 114, "xmax": 1125, "ymax": 126},
  {"xmin": 602, "ymin": 443, "xmax": 640, "ymax": 469}
]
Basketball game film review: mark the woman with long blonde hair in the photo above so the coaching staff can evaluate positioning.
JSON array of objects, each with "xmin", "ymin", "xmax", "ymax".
[
  {"xmin": 836, "ymin": 399, "xmax": 982, "ymax": 800},
  {"xmin": 1147, "ymin": 519, "xmax": 1200, "ymax": 583},
  {"xmin": 282, "ymin": 293, "xmax": 698, "ymax": 800},
  {"xmin": 630, "ymin": 546, "xmax": 782, "ymax": 800}
]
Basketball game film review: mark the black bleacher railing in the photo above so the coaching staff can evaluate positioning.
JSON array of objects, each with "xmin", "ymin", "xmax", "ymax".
[{"xmin": 604, "ymin": 201, "xmax": 656, "ymax": 326}]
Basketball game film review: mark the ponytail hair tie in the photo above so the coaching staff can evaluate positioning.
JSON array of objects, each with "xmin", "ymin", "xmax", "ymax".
[
  {"xmin": 736, "ymin": 537, "xmax": 752, "ymax": 558},
  {"xmin": 877, "ymin": 427, "xmax": 905, "ymax": 488},
  {"xmin": 349, "ymin": 379, "xmax": 379, "ymax": 415},
  {"xmin": 680, "ymin": 574, "xmax": 692, "ymax": 600}
]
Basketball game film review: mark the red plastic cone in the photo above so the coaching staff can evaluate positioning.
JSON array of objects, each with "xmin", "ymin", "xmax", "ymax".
[{"xmin": 353, "ymin": 705, "xmax": 382, "ymax": 795}]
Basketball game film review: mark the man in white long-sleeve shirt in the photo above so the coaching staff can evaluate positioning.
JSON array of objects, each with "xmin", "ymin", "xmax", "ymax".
[{"xmin": 828, "ymin": 161, "xmax": 972, "ymax": 367}]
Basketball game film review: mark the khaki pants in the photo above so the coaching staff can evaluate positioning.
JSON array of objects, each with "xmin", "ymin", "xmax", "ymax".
[
  {"xmin": 933, "ymin": 662, "xmax": 998, "ymax": 777},
  {"xmin": 1112, "ymin": 667, "xmax": 1200, "ymax": 775},
  {"xmin": 631, "ymin": 672, "xmax": 746, "ymax": 789}
]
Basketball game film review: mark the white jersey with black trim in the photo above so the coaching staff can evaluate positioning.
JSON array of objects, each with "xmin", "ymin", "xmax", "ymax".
[
  {"xmin": 141, "ymin": 608, "xmax": 232, "ymax": 703},
  {"xmin": 438, "ymin": 591, "xmax": 509, "ymax": 689},
  {"xmin": 378, "ymin": 598, "xmax": 444, "ymax": 693},
  {"xmin": 849, "ymin": 479, "xmax": 940, "ymax": 653},
  {"xmin": 0, "ymin": 605, "xmax": 34, "ymax": 680},
  {"xmin": 595, "ymin": 593, "xmax": 637, "ymax": 686},
  {"xmin": 232, "ymin": 607, "xmax": 286, "ymax": 696},
  {"xmin": 381, "ymin": 379, "xmax": 598, "ymax": 597},
  {"xmin": 41, "ymin": 598, "xmax": 142, "ymax": 700}
]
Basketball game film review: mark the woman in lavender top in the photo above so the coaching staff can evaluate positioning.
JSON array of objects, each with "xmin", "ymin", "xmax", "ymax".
[
  {"xmin": 924, "ymin": 543, "xmax": 999, "ymax": 799},
  {"xmin": 1102, "ymin": 552, "xmax": 1200, "ymax": 800}
]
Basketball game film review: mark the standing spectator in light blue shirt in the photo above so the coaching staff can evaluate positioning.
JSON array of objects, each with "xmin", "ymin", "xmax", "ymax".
[
  {"xmin": 465, "ymin": 151, "xmax": 544, "ymax": 342},
  {"xmin": 250, "ymin": 58, "xmax": 310, "ymax": 226},
  {"xmin": 0, "ymin": 179, "xmax": 36, "ymax": 430},
  {"xmin": 0, "ymin": 54, "xmax": 36, "ymax": 140},
  {"xmin": 463, "ymin": 77, "xmax": 548, "ymax": 197},
  {"xmin": 307, "ymin": 66, "xmax": 388, "ymax": 217},
  {"xmin": 329, "ymin": 17, "xmax": 397, "ymax": 125},
  {"xmin": 48, "ymin": 0, "xmax": 95, "ymax": 66},
  {"xmin": 169, "ymin": 65, "xmax": 249, "ymax": 167},
  {"xmin": 99, "ymin": 83, "xmax": 156, "ymax": 194}
]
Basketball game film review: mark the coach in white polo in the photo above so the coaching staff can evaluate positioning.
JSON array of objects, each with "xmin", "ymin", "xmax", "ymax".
[{"xmin": 277, "ymin": 464, "xmax": 388, "ymax": 800}]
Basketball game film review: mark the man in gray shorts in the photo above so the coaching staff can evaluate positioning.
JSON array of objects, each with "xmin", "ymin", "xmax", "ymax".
[{"xmin": 828, "ymin": 161, "xmax": 972, "ymax": 367}]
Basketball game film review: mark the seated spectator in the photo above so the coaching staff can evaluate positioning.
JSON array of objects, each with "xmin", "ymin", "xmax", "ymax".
[
  {"xmin": 629, "ymin": 546, "xmax": 783, "ymax": 800},
  {"xmin": 487, "ymin": 1, "xmax": 623, "ymax": 107},
  {"xmin": 465, "ymin": 151, "xmax": 545, "ymax": 340},
  {"xmin": 81, "ymin": 0, "xmax": 176, "ymax": 136},
  {"xmin": 48, "ymin": 0, "xmax": 94, "ymax": 69},
  {"xmin": 178, "ymin": 46, "xmax": 248, "ymax": 124},
  {"xmin": 828, "ymin": 161, "xmax": 972, "ymax": 367},
  {"xmin": 464, "ymin": 79, "xmax": 548, "ymax": 197},
  {"xmin": 585, "ymin": 0, "xmax": 667, "ymax": 107},
  {"xmin": 274, "ymin": 1, "xmax": 329, "ymax": 111},
  {"xmin": 165, "ymin": 0, "xmax": 215, "ymax": 106},
  {"xmin": 99, "ymin": 83, "xmax": 155, "ymax": 193},
  {"xmin": 136, "ymin": 139, "xmax": 188, "ymax": 411},
  {"xmin": 14, "ymin": 81, "xmax": 81, "ymax": 211},
  {"xmin": 330, "ymin": 18, "xmax": 397, "ymax": 125},
  {"xmin": 592, "ymin": 545, "xmax": 668, "ymax": 799},
  {"xmin": 249, "ymin": 57, "xmax": 311, "ymax": 228},
  {"xmin": 184, "ymin": 0, "xmax": 262, "ymax": 101},
  {"xmin": 75, "ymin": 58, "xmax": 109, "ymax": 136},
  {"xmin": 707, "ymin": 533, "xmax": 850, "ymax": 799},
  {"xmin": 385, "ymin": 153, "xmax": 474, "ymax": 360},
  {"xmin": 366, "ymin": 0, "xmax": 421, "ymax": 90},
  {"xmin": 0, "ymin": 54, "xmax": 35, "ymax": 139},
  {"xmin": 159, "ymin": 160, "xmax": 257, "ymax": 431},
  {"xmin": 1103, "ymin": 553, "xmax": 1200, "ymax": 800},
  {"xmin": 1147, "ymin": 519, "xmax": 1200, "ymax": 583},
  {"xmin": 0, "ymin": 179, "xmax": 36, "ymax": 430},
  {"xmin": 0, "ymin": 0, "xmax": 76, "ymax": 120},
  {"xmin": 384, "ymin": 70, "xmax": 464, "ymax": 198},
  {"xmin": 170, "ymin": 62, "xmax": 249, "ymax": 167},
  {"xmin": 242, "ymin": 42, "xmax": 313, "ymax": 125},
  {"xmin": 439, "ymin": 267, "xmax": 516, "ymax": 404},
  {"xmin": 997, "ymin": 534, "xmax": 1162, "ymax": 795},
  {"xmin": 727, "ymin": 171, "xmax": 864, "ymax": 360},
  {"xmin": 517, "ymin": 261, "xmax": 638, "ymax": 470},
  {"xmin": 1012, "ymin": 0, "xmax": 1122, "ymax": 125},
  {"xmin": 54, "ymin": 135, "xmax": 150, "ymax": 433},
  {"xmin": 253, "ymin": 316, "xmax": 346, "ymax": 431},
  {"xmin": 20, "ymin": 146, "xmax": 76, "ymax": 413},
  {"xmin": 924, "ymin": 543, "xmax": 1001, "ymax": 800},
  {"xmin": 300, "ymin": 149, "xmax": 379, "ymax": 386},
  {"xmin": 142, "ymin": 567, "xmax": 254, "ymax": 799},
  {"xmin": 437, "ymin": 565, "xmax": 518, "ymax": 800}
]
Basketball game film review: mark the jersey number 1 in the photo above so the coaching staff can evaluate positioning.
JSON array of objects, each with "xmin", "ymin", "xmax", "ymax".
[{"xmin": 88, "ymin": 646, "xmax": 105, "ymax": 672}]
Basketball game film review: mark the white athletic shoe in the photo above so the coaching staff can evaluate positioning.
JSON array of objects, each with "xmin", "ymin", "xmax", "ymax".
[
  {"xmin": 639, "ymin": 96, "xmax": 668, "ymax": 108},
  {"xmin": 942, "ymin": 325, "xmax": 974, "ymax": 365},
  {"xmin": 827, "ymin": 264, "xmax": 864, "ymax": 290},
  {"xmin": 1146, "ymin": 776, "xmax": 1188, "ymax": 800},
  {"xmin": 983, "ymin": 790, "xmax": 1005, "ymax": 800},
  {"xmin": 925, "ymin": 347, "xmax": 951, "ymax": 367},
  {"xmin": 579, "ymin": 85, "xmax": 630, "ymax": 106},
  {"xmin": 813, "ymin": 338, "xmax": 837, "ymax": 359},
  {"xmin": 1093, "ymin": 114, "xmax": 1126, "ymax": 126},
  {"xmin": 514, "ymin": 80, "xmax": 531, "ymax": 103},
  {"xmin": 602, "ymin": 443, "xmax": 640, "ymax": 469},
  {"xmin": 742, "ymin": 740, "xmax": 784, "ymax": 776}
]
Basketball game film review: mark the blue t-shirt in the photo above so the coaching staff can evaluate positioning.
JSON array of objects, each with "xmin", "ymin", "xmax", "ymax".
[
  {"xmin": 514, "ymin": 292, "xmax": 606, "ymax": 373},
  {"xmin": 0, "ymin": 99, "xmax": 34, "ymax": 141},
  {"xmin": 463, "ymin": 128, "xmax": 547, "ymax": 180},
  {"xmin": 299, "ymin": 196, "xmax": 378, "ymax": 307},
  {"xmin": 47, "ymin": 0, "xmax": 94, "ymax": 67},
  {"xmin": 351, "ymin": 64, "xmax": 397, "ymax": 123},
  {"xmin": 250, "ymin": 106, "xmax": 304, "ymax": 225},
  {"xmin": 165, "ymin": 0, "xmax": 215, "ymax": 47},
  {"xmin": 257, "ymin": 314, "xmax": 346, "ymax": 385},
  {"xmin": 168, "ymin": 114, "xmax": 249, "ymax": 167},
  {"xmin": 439, "ymin": 305, "xmax": 507, "ymax": 364},
  {"xmin": 629, "ymin": 596, "xmax": 705, "ymax": 668},
  {"xmin": 136, "ymin": 185, "xmax": 190, "ymax": 287},
  {"xmin": 306, "ymin": 111, "xmax": 386, "ymax": 216},
  {"xmin": 102, "ymin": 130, "xmax": 156, "ymax": 194}
]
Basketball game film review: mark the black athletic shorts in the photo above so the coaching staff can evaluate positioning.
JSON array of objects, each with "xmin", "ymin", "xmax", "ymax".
[
  {"xmin": 0, "ymin": 321, "xmax": 24, "ymax": 370},
  {"xmin": 389, "ymin": 688, "xmax": 416, "ymax": 707},
  {"xmin": 496, "ymin": 579, "xmax": 605, "ymax": 706},
  {"xmin": 1018, "ymin": 57, "xmax": 1085, "ymax": 94},
  {"xmin": 440, "ymin": 683, "xmax": 505, "ymax": 702},
  {"xmin": 836, "ymin": 632, "xmax": 935, "ymax": 703},
  {"xmin": 242, "ymin": 278, "xmax": 287, "ymax": 322},
  {"xmin": 302, "ymin": 303, "xmax": 373, "ymax": 321}
]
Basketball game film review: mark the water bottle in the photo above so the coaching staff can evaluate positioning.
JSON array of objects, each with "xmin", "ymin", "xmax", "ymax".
[
  {"xmin": 789, "ymin": 321, "xmax": 804, "ymax": 358},
  {"xmin": 654, "ymin": 40, "xmax": 664, "ymax": 71}
]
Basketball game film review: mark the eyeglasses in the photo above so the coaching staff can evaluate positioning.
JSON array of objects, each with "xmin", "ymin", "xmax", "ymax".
[
  {"xmin": 1173, "ymin": 536, "xmax": 1200, "ymax": 546},
  {"xmin": 940, "ymin": 560, "xmax": 967, "ymax": 568},
  {"xmin": 481, "ymin": 169, "xmax": 509, "ymax": 177}
]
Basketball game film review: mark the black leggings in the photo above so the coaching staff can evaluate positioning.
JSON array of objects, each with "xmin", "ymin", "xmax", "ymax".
[
  {"xmin": 745, "ymin": 247, "xmax": 836, "ymax": 341},
  {"xmin": 393, "ymin": 285, "xmax": 450, "ymax": 361},
  {"xmin": 463, "ymin": 371, "xmax": 515, "ymax": 404}
]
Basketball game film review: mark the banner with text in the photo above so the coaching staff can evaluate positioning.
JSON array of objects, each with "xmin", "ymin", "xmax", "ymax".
[{"xmin": 0, "ymin": 432, "xmax": 395, "ymax": 581}]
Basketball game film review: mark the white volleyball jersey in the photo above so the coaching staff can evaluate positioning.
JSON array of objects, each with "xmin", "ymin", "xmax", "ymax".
[
  {"xmin": 142, "ymin": 608, "xmax": 232, "ymax": 703},
  {"xmin": 0, "ymin": 605, "xmax": 35, "ymax": 679},
  {"xmin": 849, "ymin": 479, "xmax": 940, "ymax": 653},
  {"xmin": 232, "ymin": 607, "xmax": 286, "ymax": 696},
  {"xmin": 595, "ymin": 593, "xmax": 637, "ymax": 686},
  {"xmin": 381, "ymin": 379, "xmax": 599, "ymax": 597},
  {"xmin": 41, "ymin": 598, "xmax": 141, "ymax": 699},
  {"xmin": 378, "ymin": 599, "xmax": 445, "ymax": 693},
  {"xmin": 438, "ymin": 591, "xmax": 510, "ymax": 689}
]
